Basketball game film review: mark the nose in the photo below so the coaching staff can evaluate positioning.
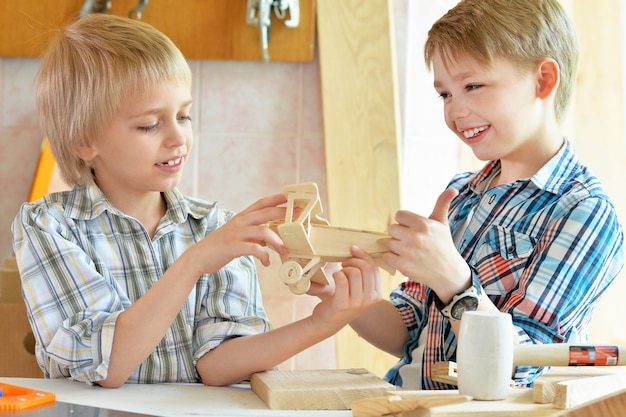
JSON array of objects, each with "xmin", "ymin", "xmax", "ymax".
[
  {"xmin": 445, "ymin": 95, "xmax": 470, "ymax": 122},
  {"xmin": 165, "ymin": 122, "xmax": 190, "ymax": 149}
]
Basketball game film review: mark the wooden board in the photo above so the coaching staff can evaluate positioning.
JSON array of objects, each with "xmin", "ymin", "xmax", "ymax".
[
  {"xmin": 432, "ymin": 361, "xmax": 626, "ymax": 412},
  {"xmin": 317, "ymin": 0, "xmax": 402, "ymax": 378},
  {"xmin": 432, "ymin": 361, "xmax": 459, "ymax": 386},
  {"xmin": 0, "ymin": 0, "xmax": 316, "ymax": 61},
  {"xmin": 528, "ymin": 367, "xmax": 626, "ymax": 412},
  {"xmin": 552, "ymin": 373, "xmax": 626, "ymax": 409},
  {"xmin": 556, "ymin": 389, "xmax": 626, "ymax": 417},
  {"xmin": 250, "ymin": 368, "xmax": 395, "ymax": 410},
  {"xmin": 402, "ymin": 389, "xmax": 558, "ymax": 417},
  {"xmin": 533, "ymin": 367, "xmax": 626, "ymax": 405}
]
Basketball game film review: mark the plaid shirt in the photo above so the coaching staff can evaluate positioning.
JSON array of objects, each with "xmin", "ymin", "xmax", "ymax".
[
  {"xmin": 386, "ymin": 140, "xmax": 624, "ymax": 389},
  {"xmin": 12, "ymin": 183, "xmax": 270, "ymax": 384}
]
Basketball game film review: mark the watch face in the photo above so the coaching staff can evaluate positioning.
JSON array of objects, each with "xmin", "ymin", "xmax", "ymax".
[{"xmin": 451, "ymin": 296, "xmax": 479, "ymax": 320}]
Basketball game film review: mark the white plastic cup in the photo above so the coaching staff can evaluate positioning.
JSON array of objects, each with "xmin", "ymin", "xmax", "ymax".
[{"xmin": 456, "ymin": 311, "xmax": 514, "ymax": 400}]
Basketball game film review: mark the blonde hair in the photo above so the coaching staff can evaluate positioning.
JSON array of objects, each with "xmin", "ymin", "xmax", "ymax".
[
  {"xmin": 424, "ymin": 0, "xmax": 578, "ymax": 123},
  {"xmin": 36, "ymin": 14, "xmax": 192, "ymax": 187}
]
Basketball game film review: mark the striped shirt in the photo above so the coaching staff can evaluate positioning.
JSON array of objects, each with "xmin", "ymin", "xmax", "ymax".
[
  {"xmin": 385, "ymin": 140, "xmax": 624, "ymax": 389},
  {"xmin": 12, "ymin": 183, "xmax": 271, "ymax": 384}
]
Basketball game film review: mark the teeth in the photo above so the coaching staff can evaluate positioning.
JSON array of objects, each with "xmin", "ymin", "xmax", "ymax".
[
  {"xmin": 158, "ymin": 158, "xmax": 181, "ymax": 167},
  {"xmin": 463, "ymin": 126, "xmax": 488, "ymax": 138}
]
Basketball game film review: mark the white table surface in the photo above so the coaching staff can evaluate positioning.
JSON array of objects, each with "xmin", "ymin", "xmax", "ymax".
[
  {"xmin": 0, "ymin": 377, "xmax": 352, "ymax": 417},
  {"xmin": 10, "ymin": 364, "xmax": 626, "ymax": 417},
  {"xmin": 1, "ymin": 377, "xmax": 572, "ymax": 417}
]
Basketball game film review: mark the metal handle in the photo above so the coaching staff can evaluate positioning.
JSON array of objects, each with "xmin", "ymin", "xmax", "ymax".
[
  {"xmin": 79, "ymin": 0, "xmax": 111, "ymax": 17},
  {"xmin": 246, "ymin": 0, "xmax": 300, "ymax": 62},
  {"xmin": 129, "ymin": 0, "xmax": 149, "ymax": 20}
]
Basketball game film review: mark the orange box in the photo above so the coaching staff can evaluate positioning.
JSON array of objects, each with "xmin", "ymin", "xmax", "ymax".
[{"xmin": 0, "ymin": 382, "xmax": 55, "ymax": 410}]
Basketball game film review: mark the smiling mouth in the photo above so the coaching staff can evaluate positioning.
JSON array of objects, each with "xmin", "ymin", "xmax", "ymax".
[
  {"xmin": 462, "ymin": 126, "xmax": 488, "ymax": 139},
  {"xmin": 156, "ymin": 157, "xmax": 182, "ymax": 167}
]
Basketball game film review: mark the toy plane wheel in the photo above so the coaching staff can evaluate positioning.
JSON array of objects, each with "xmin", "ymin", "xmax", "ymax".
[
  {"xmin": 288, "ymin": 278, "xmax": 311, "ymax": 295},
  {"xmin": 280, "ymin": 260, "xmax": 303, "ymax": 285}
]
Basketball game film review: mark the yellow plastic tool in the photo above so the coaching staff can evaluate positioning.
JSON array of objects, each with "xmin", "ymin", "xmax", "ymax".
[
  {"xmin": 28, "ymin": 138, "xmax": 57, "ymax": 202},
  {"xmin": 0, "ymin": 382, "xmax": 56, "ymax": 411}
]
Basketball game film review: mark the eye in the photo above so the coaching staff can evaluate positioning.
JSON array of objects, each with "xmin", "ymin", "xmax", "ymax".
[
  {"xmin": 178, "ymin": 115, "xmax": 192, "ymax": 123},
  {"xmin": 138, "ymin": 123, "xmax": 159, "ymax": 133},
  {"xmin": 466, "ymin": 83, "xmax": 483, "ymax": 92},
  {"xmin": 437, "ymin": 91, "xmax": 451, "ymax": 100}
]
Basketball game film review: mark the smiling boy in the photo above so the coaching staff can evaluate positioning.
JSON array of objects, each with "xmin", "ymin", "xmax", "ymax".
[
  {"xmin": 344, "ymin": 0, "xmax": 625, "ymax": 389},
  {"xmin": 12, "ymin": 13, "xmax": 383, "ymax": 388}
]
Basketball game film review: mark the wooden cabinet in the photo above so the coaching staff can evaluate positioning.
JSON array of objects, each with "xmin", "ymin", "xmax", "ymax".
[{"xmin": 0, "ymin": 0, "xmax": 315, "ymax": 61}]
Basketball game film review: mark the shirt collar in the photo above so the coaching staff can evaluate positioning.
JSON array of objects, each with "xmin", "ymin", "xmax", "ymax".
[
  {"xmin": 64, "ymin": 182, "xmax": 198, "ymax": 225},
  {"xmin": 468, "ymin": 138, "xmax": 580, "ymax": 195}
]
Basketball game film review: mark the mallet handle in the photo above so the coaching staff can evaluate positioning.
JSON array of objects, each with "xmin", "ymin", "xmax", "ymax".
[{"xmin": 514, "ymin": 344, "xmax": 625, "ymax": 367}]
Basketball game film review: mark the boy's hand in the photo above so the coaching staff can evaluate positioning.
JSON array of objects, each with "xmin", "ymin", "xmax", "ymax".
[
  {"xmin": 307, "ymin": 262, "xmax": 340, "ymax": 300},
  {"xmin": 311, "ymin": 246, "xmax": 382, "ymax": 332},
  {"xmin": 383, "ymin": 188, "xmax": 470, "ymax": 294},
  {"xmin": 193, "ymin": 193, "xmax": 290, "ymax": 274}
]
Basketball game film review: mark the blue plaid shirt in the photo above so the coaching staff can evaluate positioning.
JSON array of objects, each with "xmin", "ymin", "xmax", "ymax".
[
  {"xmin": 12, "ymin": 183, "xmax": 271, "ymax": 384},
  {"xmin": 386, "ymin": 140, "xmax": 624, "ymax": 389}
]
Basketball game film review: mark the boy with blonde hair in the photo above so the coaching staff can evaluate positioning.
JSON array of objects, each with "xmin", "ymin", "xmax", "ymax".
[
  {"xmin": 342, "ymin": 0, "xmax": 624, "ymax": 389},
  {"xmin": 13, "ymin": 14, "xmax": 383, "ymax": 388}
]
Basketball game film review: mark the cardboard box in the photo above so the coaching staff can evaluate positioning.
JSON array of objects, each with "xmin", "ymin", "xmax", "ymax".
[
  {"xmin": 3, "ymin": 256, "xmax": 17, "ymax": 269},
  {"xmin": 0, "ymin": 256, "xmax": 43, "ymax": 378},
  {"xmin": 0, "ymin": 303, "xmax": 43, "ymax": 377},
  {"xmin": 0, "ymin": 268, "xmax": 22, "ymax": 303}
]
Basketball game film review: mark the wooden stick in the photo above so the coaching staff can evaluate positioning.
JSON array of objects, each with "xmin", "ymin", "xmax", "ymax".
[{"xmin": 351, "ymin": 394, "xmax": 471, "ymax": 417}]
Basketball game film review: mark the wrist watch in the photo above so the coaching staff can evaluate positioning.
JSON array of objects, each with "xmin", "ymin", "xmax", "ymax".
[{"xmin": 434, "ymin": 269, "xmax": 482, "ymax": 321}]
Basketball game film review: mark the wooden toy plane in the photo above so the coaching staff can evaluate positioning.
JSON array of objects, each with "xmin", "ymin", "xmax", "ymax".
[{"xmin": 268, "ymin": 182, "xmax": 395, "ymax": 294}]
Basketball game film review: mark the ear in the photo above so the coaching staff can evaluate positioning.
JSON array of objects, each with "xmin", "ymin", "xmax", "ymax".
[
  {"xmin": 536, "ymin": 58, "xmax": 559, "ymax": 100},
  {"xmin": 74, "ymin": 143, "xmax": 98, "ymax": 162}
]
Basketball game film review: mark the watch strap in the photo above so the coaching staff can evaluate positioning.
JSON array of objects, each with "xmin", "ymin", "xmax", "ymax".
[{"xmin": 433, "ymin": 267, "xmax": 482, "ymax": 315}]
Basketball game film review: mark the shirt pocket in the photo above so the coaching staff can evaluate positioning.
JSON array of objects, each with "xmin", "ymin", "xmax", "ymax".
[
  {"xmin": 475, "ymin": 225, "xmax": 536, "ymax": 295},
  {"xmin": 488, "ymin": 225, "xmax": 535, "ymax": 258}
]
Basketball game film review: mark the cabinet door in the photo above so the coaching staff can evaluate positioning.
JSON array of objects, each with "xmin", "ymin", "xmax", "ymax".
[{"xmin": 0, "ymin": 0, "xmax": 315, "ymax": 61}]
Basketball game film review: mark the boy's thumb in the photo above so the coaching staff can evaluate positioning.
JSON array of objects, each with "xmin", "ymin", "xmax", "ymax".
[{"xmin": 429, "ymin": 188, "xmax": 459, "ymax": 224}]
